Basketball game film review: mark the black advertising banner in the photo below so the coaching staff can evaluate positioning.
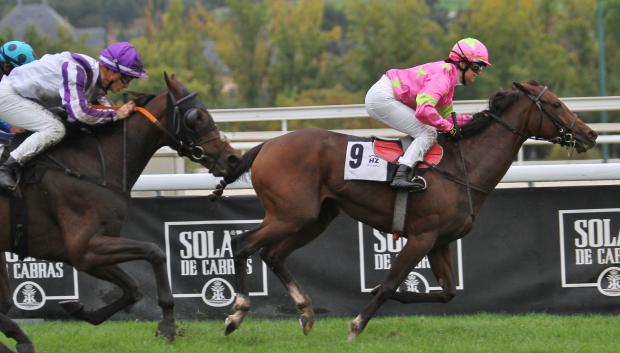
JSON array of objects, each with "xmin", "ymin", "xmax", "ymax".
[{"xmin": 5, "ymin": 185, "xmax": 620, "ymax": 320}]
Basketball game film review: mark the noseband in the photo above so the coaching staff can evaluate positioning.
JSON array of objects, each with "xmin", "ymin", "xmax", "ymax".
[{"xmin": 485, "ymin": 84, "xmax": 578, "ymax": 149}]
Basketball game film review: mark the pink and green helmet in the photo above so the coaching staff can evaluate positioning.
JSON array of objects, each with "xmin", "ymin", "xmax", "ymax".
[{"xmin": 448, "ymin": 37, "xmax": 491, "ymax": 66}]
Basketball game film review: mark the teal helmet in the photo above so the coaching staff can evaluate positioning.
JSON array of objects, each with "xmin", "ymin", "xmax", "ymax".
[{"xmin": 0, "ymin": 40, "xmax": 37, "ymax": 68}]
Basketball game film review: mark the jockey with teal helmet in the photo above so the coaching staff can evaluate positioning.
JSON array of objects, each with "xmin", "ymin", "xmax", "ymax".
[
  {"xmin": 0, "ymin": 40, "xmax": 37, "ymax": 76},
  {"xmin": 0, "ymin": 41, "xmax": 147, "ymax": 192},
  {"xmin": 0, "ymin": 40, "xmax": 37, "ymax": 158},
  {"xmin": 365, "ymin": 37, "xmax": 490, "ymax": 191}
]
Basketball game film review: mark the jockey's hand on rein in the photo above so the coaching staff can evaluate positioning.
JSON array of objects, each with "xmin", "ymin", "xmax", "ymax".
[
  {"xmin": 446, "ymin": 125, "xmax": 462, "ymax": 141},
  {"xmin": 116, "ymin": 101, "xmax": 136, "ymax": 120}
]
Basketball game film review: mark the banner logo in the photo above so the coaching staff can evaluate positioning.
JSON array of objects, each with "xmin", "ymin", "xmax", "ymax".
[
  {"xmin": 357, "ymin": 223, "xmax": 464, "ymax": 292},
  {"xmin": 6, "ymin": 252, "xmax": 79, "ymax": 312},
  {"xmin": 398, "ymin": 272, "xmax": 429, "ymax": 293},
  {"xmin": 202, "ymin": 278, "xmax": 235, "ymax": 307},
  {"xmin": 596, "ymin": 266, "xmax": 620, "ymax": 297},
  {"xmin": 165, "ymin": 220, "xmax": 268, "ymax": 307},
  {"xmin": 559, "ymin": 208, "xmax": 620, "ymax": 294},
  {"xmin": 13, "ymin": 281, "xmax": 46, "ymax": 310}
]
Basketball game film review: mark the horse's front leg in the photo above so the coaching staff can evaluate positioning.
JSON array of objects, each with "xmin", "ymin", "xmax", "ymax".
[
  {"xmin": 349, "ymin": 232, "xmax": 436, "ymax": 340},
  {"xmin": 372, "ymin": 243, "xmax": 456, "ymax": 303},
  {"xmin": 70, "ymin": 235, "xmax": 176, "ymax": 342},
  {"xmin": 0, "ymin": 255, "xmax": 34, "ymax": 353},
  {"xmin": 59, "ymin": 265, "xmax": 142, "ymax": 325}
]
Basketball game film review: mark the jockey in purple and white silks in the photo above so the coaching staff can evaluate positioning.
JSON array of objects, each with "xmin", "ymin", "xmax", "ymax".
[
  {"xmin": 0, "ymin": 42, "xmax": 147, "ymax": 192},
  {"xmin": 365, "ymin": 37, "xmax": 491, "ymax": 191}
]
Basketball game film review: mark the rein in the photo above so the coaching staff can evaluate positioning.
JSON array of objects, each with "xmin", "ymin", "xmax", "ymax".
[
  {"xmin": 486, "ymin": 84, "xmax": 578, "ymax": 151},
  {"xmin": 93, "ymin": 91, "xmax": 224, "ymax": 170},
  {"xmin": 423, "ymin": 84, "xmax": 576, "ymax": 199}
]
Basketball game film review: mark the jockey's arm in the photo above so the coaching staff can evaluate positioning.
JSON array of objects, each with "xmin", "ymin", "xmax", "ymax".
[
  {"xmin": 414, "ymin": 75, "xmax": 455, "ymax": 132},
  {"xmin": 60, "ymin": 62, "xmax": 119, "ymax": 125}
]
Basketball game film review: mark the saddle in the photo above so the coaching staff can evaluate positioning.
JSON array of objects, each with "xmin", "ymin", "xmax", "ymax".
[{"xmin": 372, "ymin": 135, "xmax": 444, "ymax": 170}]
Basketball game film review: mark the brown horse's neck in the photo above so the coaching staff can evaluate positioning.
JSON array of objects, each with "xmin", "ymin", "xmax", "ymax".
[
  {"xmin": 460, "ymin": 102, "xmax": 532, "ymax": 191},
  {"xmin": 110, "ymin": 95, "xmax": 168, "ymax": 190},
  {"xmin": 44, "ymin": 94, "xmax": 169, "ymax": 193}
]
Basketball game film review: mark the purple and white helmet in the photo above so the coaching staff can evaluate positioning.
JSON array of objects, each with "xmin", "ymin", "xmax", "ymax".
[{"xmin": 99, "ymin": 42, "xmax": 147, "ymax": 78}]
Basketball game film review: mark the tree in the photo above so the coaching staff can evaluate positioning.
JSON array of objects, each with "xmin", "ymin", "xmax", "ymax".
[
  {"xmin": 200, "ymin": 0, "xmax": 271, "ymax": 107},
  {"xmin": 341, "ymin": 0, "xmax": 444, "ymax": 93},
  {"xmin": 129, "ymin": 0, "xmax": 223, "ymax": 106},
  {"xmin": 447, "ymin": 0, "xmax": 598, "ymax": 100},
  {"xmin": 267, "ymin": 0, "xmax": 341, "ymax": 105}
]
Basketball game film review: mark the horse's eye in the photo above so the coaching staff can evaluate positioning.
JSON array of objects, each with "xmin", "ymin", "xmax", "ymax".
[{"xmin": 552, "ymin": 102, "xmax": 562, "ymax": 109}]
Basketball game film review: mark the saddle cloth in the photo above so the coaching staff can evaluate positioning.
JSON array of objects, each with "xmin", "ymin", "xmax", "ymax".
[{"xmin": 343, "ymin": 136, "xmax": 443, "ymax": 182}]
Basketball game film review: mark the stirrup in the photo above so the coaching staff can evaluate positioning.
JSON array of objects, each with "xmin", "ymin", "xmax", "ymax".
[{"xmin": 410, "ymin": 176, "xmax": 427, "ymax": 191}]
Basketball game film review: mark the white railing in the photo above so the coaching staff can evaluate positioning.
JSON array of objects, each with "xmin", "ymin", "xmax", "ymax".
[
  {"xmin": 133, "ymin": 163, "xmax": 620, "ymax": 191},
  {"xmin": 144, "ymin": 96, "xmax": 620, "ymax": 191}
]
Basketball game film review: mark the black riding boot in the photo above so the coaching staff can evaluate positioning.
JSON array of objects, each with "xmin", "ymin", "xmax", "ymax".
[
  {"xmin": 390, "ymin": 164, "xmax": 427, "ymax": 192},
  {"xmin": 0, "ymin": 156, "xmax": 20, "ymax": 192}
]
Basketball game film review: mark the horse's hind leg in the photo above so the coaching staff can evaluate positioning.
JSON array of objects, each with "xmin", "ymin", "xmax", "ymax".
[
  {"xmin": 225, "ymin": 219, "xmax": 310, "ymax": 335},
  {"xmin": 71, "ymin": 235, "xmax": 176, "ymax": 342},
  {"xmin": 59, "ymin": 265, "xmax": 142, "ymax": 325},
  {"xmin": 260, "ymin": 203, "xmax": 340, "ymax": 335},
  {"xmin": 349, "ymin": 231, "xmax": 437, "ymax": 340}
]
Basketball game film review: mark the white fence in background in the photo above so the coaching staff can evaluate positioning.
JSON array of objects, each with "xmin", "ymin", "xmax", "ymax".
[{"xmin": 142, "ymin": 96, "xmax": 620, "ymax": 191}]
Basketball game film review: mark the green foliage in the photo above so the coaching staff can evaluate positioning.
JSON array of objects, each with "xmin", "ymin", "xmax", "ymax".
[
  {"xmin": 268, "ymin": 0, "xmax": 342, "ymax": 105},
  {"xmin": 342, "ymin": 0, "xmax": 444, "ymax": 92},
  {"xmin": 202, "ymin": 0, "xmax": 272, "ymax": 107},
  {"xmin": 130, "ymin": 0, "xmax": 223, "ymax": 106}
]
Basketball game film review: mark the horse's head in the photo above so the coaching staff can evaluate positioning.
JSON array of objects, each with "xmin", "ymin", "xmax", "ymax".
[
  {"xmin": 162, "ymin": 73, "xmax": 241, "ymax": 177},
  {"xmin": 513, "ymin": 81, "xmax": 598, "ymax": 153}
]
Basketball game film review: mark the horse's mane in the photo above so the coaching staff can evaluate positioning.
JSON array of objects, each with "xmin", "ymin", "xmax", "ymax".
[{"xmin": 457, "ymin": 80, "xmax": 542, "ymax": 138}]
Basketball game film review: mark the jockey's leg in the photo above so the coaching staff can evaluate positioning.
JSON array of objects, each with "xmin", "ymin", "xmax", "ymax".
[
  {"xmin": 0, "ymin": 79, "xmax": 65, "ymax": 191},
  {"xmin": 364, "ymin": 74, "xmax": 436, "ymax": 191},
  {"xmin": 392, "ymin": 124, "xmax": 436, "ymax": 191}
]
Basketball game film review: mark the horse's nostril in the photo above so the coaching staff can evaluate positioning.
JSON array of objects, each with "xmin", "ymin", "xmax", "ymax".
[{"xmin": 588, "ymin": 130, "xmax": 599, "ymax": 141}]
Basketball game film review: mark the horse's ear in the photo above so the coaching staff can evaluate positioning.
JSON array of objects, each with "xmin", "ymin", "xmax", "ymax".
[
  {"xmin": 513, "ymin": 81, "xmax": 528, "ymax": 92},
  {"xmin": 164, "ymin": 71, "xmax": 172, "ymax": 89},
  {"xmin": 163, "ymin": 72, "xmax": 183, "ymax": 97}
]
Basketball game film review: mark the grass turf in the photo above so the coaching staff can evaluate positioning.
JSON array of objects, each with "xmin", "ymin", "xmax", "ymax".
[{"xmin": 1, "ymin": 314, "xmax": 618, "ymax": 353}]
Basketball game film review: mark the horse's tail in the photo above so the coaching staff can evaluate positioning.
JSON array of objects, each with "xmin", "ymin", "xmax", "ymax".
[{"xmin": 209, "ymin": 143, "xmax": 264, "ymax": 200}]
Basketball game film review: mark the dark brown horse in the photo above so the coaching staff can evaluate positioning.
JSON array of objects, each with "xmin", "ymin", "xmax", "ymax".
[
  {"xmin": 0, "ymin": 73, "xmax": 240, "ymax": 353},
  {"xmin": 217, "ymin": 81, "xmax": 597, "ymax": 339}
]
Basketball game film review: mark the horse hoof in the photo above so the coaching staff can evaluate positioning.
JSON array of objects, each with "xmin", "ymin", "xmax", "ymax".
[
  {"xmin": 157, "ymin": 320, "xmax": 176, "ymax": 342},
  {"xmin": 348, "ymin": 318, "xmax": 362, "ymax": 341},
  {"xmin": 16, "ymin": 343, "xmax": 35, "ymax": 353},
  {"xmin": 59, "ymin": 301, "xmax": 84, "ymax": 316},
  {"xmin": 224, "ymin": 316, "xmax": 238, "ymax": 336},
  {"xmin": 299, "ymin": 316, "xmax": 314, "ymax": 335}
]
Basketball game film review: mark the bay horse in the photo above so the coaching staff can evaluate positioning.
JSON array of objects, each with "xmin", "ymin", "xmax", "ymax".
[
  {"xmin": 0, "ymin": 73, "xmax": 240, "ymax": 353},
  {"xmin": 217, "ymin": 81, "xmax": 597, "ymax": 339}
]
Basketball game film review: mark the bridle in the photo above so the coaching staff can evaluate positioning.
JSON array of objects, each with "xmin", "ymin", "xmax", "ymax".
[
  {"xmin": 484, "ymin": 83, "xmax": 578, "ymax": 150},
  {"xmin": 94, "ymin": 88, "xmax": 227, "ymax": 173},
  {"xmin": 157, "ymin": 90, "xmax": 226, "ymax": 171}
]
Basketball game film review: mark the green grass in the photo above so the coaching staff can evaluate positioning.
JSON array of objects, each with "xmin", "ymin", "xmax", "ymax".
[{"xmin": 1, "ymin": 314, "xmax": 619, "ymax": 353}]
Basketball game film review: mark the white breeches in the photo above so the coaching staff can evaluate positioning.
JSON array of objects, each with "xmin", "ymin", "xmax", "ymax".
[
  {"xmin": 365, "ymin": 75, "xmax": 437, "ymax": 167},
  {"xmin": 0, "ymin": 78, "xmax": 66, "ymax": 164}
]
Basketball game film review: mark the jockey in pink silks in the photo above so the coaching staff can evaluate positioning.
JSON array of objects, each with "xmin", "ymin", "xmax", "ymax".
[{"xmin": 365, "ymin": 37, "xmax": 491, "ymax": 191}]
